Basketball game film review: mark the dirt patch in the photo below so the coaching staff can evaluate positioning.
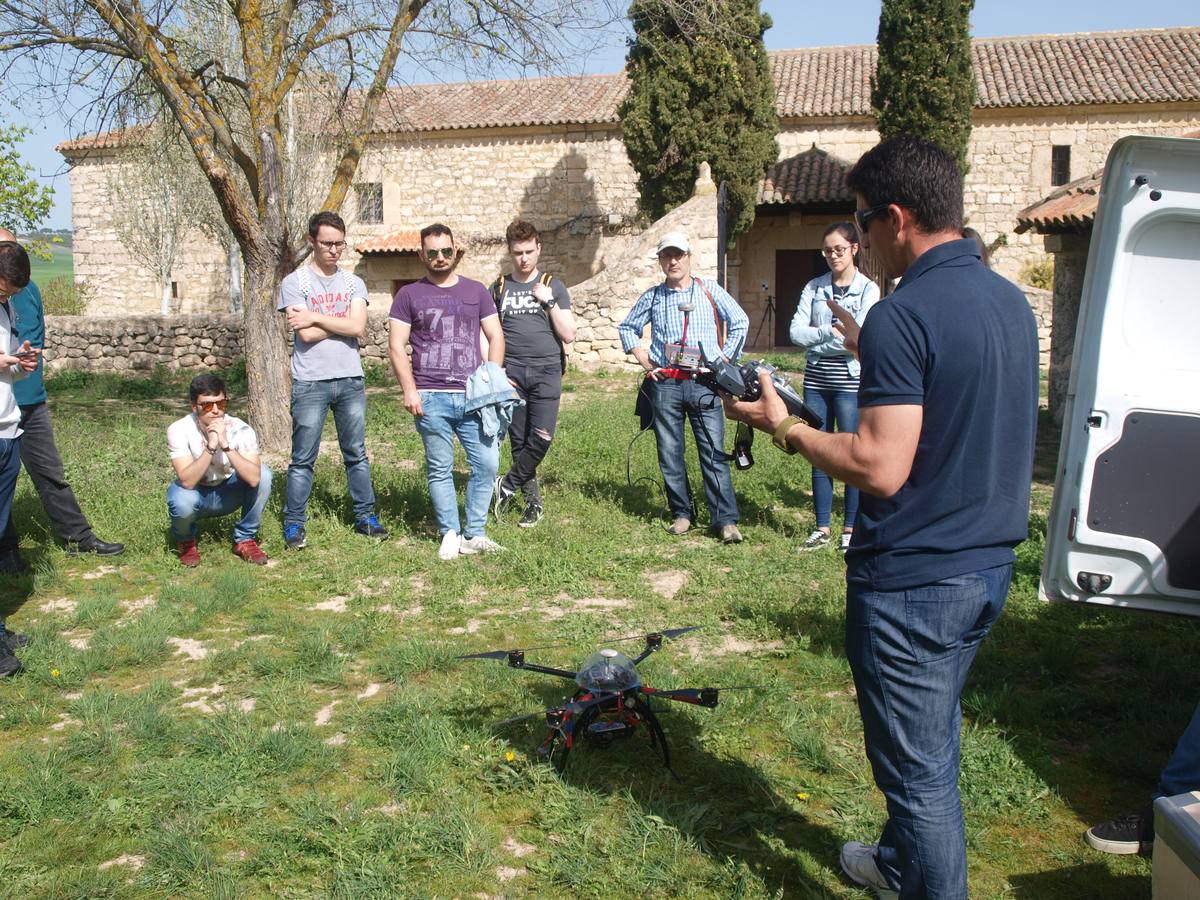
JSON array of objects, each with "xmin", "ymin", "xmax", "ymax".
[
  {"xmin": 571, "ymin": 597, "xmax": 631, "ymax": 610},
  {"xmin": 98, "ymin": 855, "xmax": 145, "ymax": 872},
  {"xmin": 502, "ymin": 836, "xmax": 536, "ymax": 858},
  {"xmin": 447, "ymin": 619, "xmax": 484, "ymax": 635},
  {"xmin": 324, "ymin": 732, "xmax": 347, "ymax": 746},
  {"xmin": 41, "ymin": 597, "xmax": 77, "ymax": 614},
  {"xmin": 310, "ymin": 596, "xmax": 349, "ymax": 612},
  {"xmin": 644, "ymin": 569, "xmax": 688, "ymax": 601},
  {"xmin": 356, "ymin": 683, "xmax": 383, "ymax": 700},
  {"xmin": 315, "ymin": 701, "xmax": 339, "ymax": 726},
  {"xmin": 375, "ymin": 603, "xmax": 423, "ymax": 619},
  {"xmin": 50, "ymin": 714, "xmax": 80, "ymax": 732},
  {"xmin": 122, "ymin": 595, "xmax": 155, "ymax": 615},
  {"xmin": 61, "ymin": 628, "xmax": 92, "ymax": 650},
  {"xmin": 408, "ymin": 574, "xmax": 429, "ymax": 595},
  {"xmin": 167, "ymin": 637, "xmax": 209, "ymax": 660},
  {"xmin": 81, "ymin": 565, "xmax": 120, "ymax": 580},
  {"xmin": 681, "ymin": 635, "xmax": 784, "ymax": 661},
  {"xmin": 495, "ymin": 866, "xmax": 526, "ymax": 882}
]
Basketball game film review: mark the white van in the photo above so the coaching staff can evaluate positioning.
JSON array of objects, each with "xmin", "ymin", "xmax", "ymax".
[{"xmin": 1040, "ymin": 134, "xmax": 1200, "ymax": 617}]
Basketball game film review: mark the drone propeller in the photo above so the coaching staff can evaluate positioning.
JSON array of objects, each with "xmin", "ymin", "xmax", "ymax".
[
  {"xmin": 597, "ymin": 625, "xmax": 702, "ymax": 646},
  {"xmin": 457, "ymin": 642, "xmax": 570, "ymax": 661},
  {"xmin": 459, "ymin": 626, "xmax": 700, "ymax": 662}
]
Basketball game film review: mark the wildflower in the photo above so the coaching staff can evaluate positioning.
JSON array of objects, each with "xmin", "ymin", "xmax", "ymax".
[
  {"xmin": 462, "ymin": 744, "xmax": 470, "ymax": 752},
  {"xmin": 50, "ymin": 669, "xmax": 61, "ymax": 678},
  {"xmin": 505, "ymin": 751, "xmax": 516, "ymax": 762},
  {"xmin": 795, "ymin": 792, "xmax": 809, "ymax": 801}
]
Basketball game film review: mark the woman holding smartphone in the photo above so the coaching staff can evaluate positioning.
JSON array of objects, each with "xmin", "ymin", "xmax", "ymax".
[{"xmin": 788, "ymin": 222, "xmax": 880, "ymax": 551}]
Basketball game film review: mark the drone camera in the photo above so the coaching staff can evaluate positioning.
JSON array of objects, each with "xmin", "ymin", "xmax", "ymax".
[
  {"xmin": 699, "ymin": 688, "xmax": 719, "ymax": 708},
  {"xmin": 645, "ymin": 633, "xmax": 664, "ymax": 652},
  {"xmin": 507, "ymin": 650, "xmax": 526, "ymax": 668}
]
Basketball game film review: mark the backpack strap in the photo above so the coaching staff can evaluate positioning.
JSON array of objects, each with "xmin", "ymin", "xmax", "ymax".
[{"xmin": 696, "ymin": 280, "xmax": 726, "ymax": 351}]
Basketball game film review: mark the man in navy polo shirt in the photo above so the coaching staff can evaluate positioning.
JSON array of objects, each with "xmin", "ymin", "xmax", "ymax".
[{"xmin": 725, "ymin": 135, "xmax": 1038, "ymax": 899}]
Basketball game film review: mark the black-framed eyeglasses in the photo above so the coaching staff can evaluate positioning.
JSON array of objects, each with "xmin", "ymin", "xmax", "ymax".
[
  {"xmin": 425, "ymin": 247, "xmax": 456, "ymax": 259},
  {"xmin": 821, "ymin": 244, "xmax": 853, "ymax": 258},
  {"xmin": 317, "ymin": 239, "xmax": 346, "ymax": 250},
  {"xmin": 855, "ymin": 203, "xmax": 891, "ymax": 234}
]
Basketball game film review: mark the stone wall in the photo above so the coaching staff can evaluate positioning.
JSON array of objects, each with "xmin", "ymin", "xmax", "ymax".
[{"xmin": 43, "ymin": 315, "xmax": 244, "ymax": 373}]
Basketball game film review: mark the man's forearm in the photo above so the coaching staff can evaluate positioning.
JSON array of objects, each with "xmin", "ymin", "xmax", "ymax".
[
  {"xmin": 389, "ymin": 349, "xmax": 417, "ymax": 396},
  {"xmin": 226, "ymin": 450, "xmax": 262, "ymax": 486},
  {"xmin": 295, "ymin": 324, "xmax": 329, "ymax": 343},
  {"xmin": 631, "ymin": 347, "xmax": 654, "ymax": 372},
  {"xmin": 174, "ymin": 451, "xmax": 214, "ymax": 490},
  {"xmin": 307, "ymin": 311, "xmax": 365, "ymax": 339}
]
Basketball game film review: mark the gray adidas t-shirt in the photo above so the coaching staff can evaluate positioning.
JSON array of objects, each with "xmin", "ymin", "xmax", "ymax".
[
  {"xmin": 277, "ymin": 265, "xmax": 368, "ymax": 381},
  {"xmin": 494, "ymin": 274, "xmax": 571, "ymax": 367}
]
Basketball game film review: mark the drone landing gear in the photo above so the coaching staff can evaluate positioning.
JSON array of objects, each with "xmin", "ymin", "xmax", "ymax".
[{"xmin": 541, "ymin": 694, "xmax": 680, "ymax": 781}]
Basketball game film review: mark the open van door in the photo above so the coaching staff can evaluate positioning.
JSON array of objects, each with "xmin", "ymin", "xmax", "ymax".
[{"xmin": 1040, "ymin": 135, "xmax": 1200, "ymax": 617}]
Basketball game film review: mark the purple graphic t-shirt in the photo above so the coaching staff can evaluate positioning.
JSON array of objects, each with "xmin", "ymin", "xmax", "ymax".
[{"xmin": 389, "ymin": 276, "xmax": 495, "ymax": 390}]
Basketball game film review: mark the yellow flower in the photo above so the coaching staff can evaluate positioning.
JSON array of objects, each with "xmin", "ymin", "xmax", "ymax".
[
  {"xmin": 795, "ymin": 792, "xmax": 809, "ymax": 801},
  {"xmin": 505, "ymin": 751, "xmax": 516, "ymax": 762},
  {"xmin": 462, "ymin": 744, "xmax": 470, "ymax": 752},
  {"xmin": 50, "ymin": 669, "xmax": 60, "ymax": 678}
]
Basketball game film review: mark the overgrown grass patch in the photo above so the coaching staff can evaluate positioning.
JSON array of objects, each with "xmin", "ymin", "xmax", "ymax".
[{"xmin": 0, "ymin": 369, "xmax": 1183, "ymax": 897}]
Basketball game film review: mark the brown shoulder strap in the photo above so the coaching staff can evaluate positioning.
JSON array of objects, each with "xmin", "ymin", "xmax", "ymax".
[{"xmin": 697, "ymin": 280, "xmax": 726, "ymax": 349}]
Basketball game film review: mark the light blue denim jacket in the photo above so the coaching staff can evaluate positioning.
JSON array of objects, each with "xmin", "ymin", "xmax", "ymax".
[
  {"xmin": 464, "ymin": 361, "xmax": 524, "ymax": 439},
  {"xmin": 788, "ymin": 269, "xmax": 881, "ymax": 377}
]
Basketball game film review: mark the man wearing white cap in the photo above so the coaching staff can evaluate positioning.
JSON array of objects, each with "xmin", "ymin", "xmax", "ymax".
[{"xmin": 618, "ymin": 231, "xmax": 749, "ymax": 543}]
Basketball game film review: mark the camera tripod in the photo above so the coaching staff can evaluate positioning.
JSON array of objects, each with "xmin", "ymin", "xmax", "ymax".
[{"xmin": 752, "ymin": 293, "xmax": 776, "ymax": 349}]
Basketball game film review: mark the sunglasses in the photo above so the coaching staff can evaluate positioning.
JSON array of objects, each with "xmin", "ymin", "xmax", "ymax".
[
  {"xmin": 855, "ymin": 203, "xmax": 892, "ymax": 233},
  {"xmin": 425, "ymin": 247, "xmax": 456, "ymax": 259},
  {"xmin": 195, "ymin": 399, "xmax": 228, "ymax": 413}
]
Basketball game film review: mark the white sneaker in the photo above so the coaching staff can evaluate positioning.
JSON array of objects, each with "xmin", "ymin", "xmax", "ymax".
[
  {"xmin": 839, "ymin": 842, "xmax": 898, "ymax": 899},
  {"xmin": 459, "ymin": 535, "xmax": 506, "ymax": 555},
  {"xmin": 438, "ymin": 531, "xmax": 461, "ymax": 560},
  {"xmin": 840, "ymin": 532, "xmax": 853, "ymax": 552},
  {"xmin": 801, "ymin": 529, "xmax": 831, "ymax": 550}
]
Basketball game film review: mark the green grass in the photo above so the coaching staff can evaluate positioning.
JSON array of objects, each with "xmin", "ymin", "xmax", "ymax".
[
  {"xmin": 28, "ymin": 245, "xmax": 73, "ymax": 285},
  {"xmin": 0, "ymin": 369, "xmax": 1184, "ymax": 897}
]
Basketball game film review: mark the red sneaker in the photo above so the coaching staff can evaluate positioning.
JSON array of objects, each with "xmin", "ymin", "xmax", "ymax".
[
  {"xmin": 232, "ymin": 539, "xmax": 269, "ymax": 565},
  {"xmin": 177, "ymin": 539, "xmax": 200, "ymax": 567}
]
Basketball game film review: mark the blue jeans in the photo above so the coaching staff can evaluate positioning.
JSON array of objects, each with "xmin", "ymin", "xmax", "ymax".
[
  {"xmin": 845, "ymin": 564, "xmax": 1013, "ymax": 899},
  {"xmin": 650, "ymin": 379, "xmax": 739, "ymax": 528},
  {"xmin": 0, "ymin": 437, "xmax": 21, "ymax": 539},
  {"xmin": 284, "ymin": 377, "xmax": 375, "ymax": 527},
  {"xmin": 1159, "ymin": 701, "xmax": 1200, "ymax": 799},
  {"xmin": 803, "ymin": 386, "xmax": 860, "ymax": 530},
  {"xmin": 413, "ymin": 390, "xmax": 499, "ymax": 539},
  {"xmin": 167, "ymin": 466, "xmax": 273, "ymax": 542}
]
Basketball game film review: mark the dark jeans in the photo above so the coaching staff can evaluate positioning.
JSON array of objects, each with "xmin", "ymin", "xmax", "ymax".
[
  {"xmin": 845, "ymin": 564, "xmax": 1012, "ymax": 899},
  {"xmin": 650, "ymin": 378, "xmax": 738, "ymax": 528},
  {"xmin": 0, "ymin": 437, "xmax": 21, "ymax": 541},
  {"xmin": 803, "ymin": 386, "xmax": 860, "ymax": 531},
  {"xmin": 284, "ymin": 376, "xmax": 375, "ymax": 527},
  {"xmin": 500, "ymin": 362, "xmax": 562, "ymax": 505},
  {"xmin": 0, "ymin": 402, "xmax": 94, "ymax": 550}
]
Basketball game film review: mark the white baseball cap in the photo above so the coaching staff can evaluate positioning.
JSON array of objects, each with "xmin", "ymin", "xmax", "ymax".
[{"xmin": 654, "ymin": 231, "xmax": 691, "ymax": 255}]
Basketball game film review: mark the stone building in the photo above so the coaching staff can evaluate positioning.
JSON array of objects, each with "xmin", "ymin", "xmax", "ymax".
[{"xmin": 60, "ymin": 27, "xmax": 1200, "ymax": 356}]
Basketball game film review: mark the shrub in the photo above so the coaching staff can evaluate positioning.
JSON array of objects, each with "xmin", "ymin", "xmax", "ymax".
[
  {"xmin": 41, "ymin": 276, "xmax": 92, "ymax": 316},
  {"xmin": 1019, "ymin": 258, "xmax": 1054, "ymax": 291}
]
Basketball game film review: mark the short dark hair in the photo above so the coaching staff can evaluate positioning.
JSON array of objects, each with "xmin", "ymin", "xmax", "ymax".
[
  {"xmin": 845, "ymin": 135, "xmax": 964, "ymax": 234},
  {"xmin": 308, "ymin": 211, "xmax": 346, "ymax": 239},
  {"xmin": 420, "ymin": 222, "xmax": 454, "ymax": 246},
  {"xmin": 189, "ymin": 373, "xmax": 228, "ymax": 404},
  {"xmin": 505, "ymin": 220, "xmax": 540, "ymax": 248},
  {"xmin": 0, "ymin": 241, "xmax": 31, "ymax": 290}
]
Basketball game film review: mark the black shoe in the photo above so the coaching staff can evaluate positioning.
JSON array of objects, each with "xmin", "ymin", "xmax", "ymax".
[
  {"xmin": 0, "ymin": 647, "xmax": 22, "ymax": 677},
  {"xmin": 0, "ymin": 549, "xmax": 30, "ymax": 575},
  {"xmin": 1085, "ymin": 806, "xmax": 1154, "ymax": 855},
  {"xmin": 0, "ymin": 628, "xmax": 30, "ymax": 652},
  {"xmin": 354, "ymin": 515, "xmax": 389, "ymax": 539},
  {"xmin": 518, "ymin": 502, "xmax": 544, "ymax": 528},
  {"xmin": 66, "ymin": 536, "xmax": 125, "ymax": 556}
]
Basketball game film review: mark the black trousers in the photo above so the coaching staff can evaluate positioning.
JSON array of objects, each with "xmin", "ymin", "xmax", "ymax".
[
  {"xmin": 500, "ymin": 362, "xmax": 562, "ymax": 505},
  {"xmin": 0, "ymin": 401, "xmax": 94, "ymax": 550}
]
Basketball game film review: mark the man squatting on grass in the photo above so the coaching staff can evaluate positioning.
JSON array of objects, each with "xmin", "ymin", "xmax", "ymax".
[
  {"xmin": 618, "ymin": 230, "xmax": 748, "ymax": 544},
  {"xmin": 388, "ymin": 223, "xmax": 508, "ymax": 560},
  {"xmin": 0, "ymin": 240, "xmax": 46, "ymax": 676},
  {"xmin": 277, "ymin": 211, "xmax": 388, "ymax": 551},
  {"xmin": 490, "ymin": 220, "xmax": 576, "ymax": 528},
  {"xmin": 0, "ymin": 228, "xmax": 124, "ymax": 575},
  {"xmin": 167, "ymin": 374, "xmax": 272, "ymax": 567},
  {"xmin": 725, "ymin": 136, "xmax": 1038, "ymax": 899}
]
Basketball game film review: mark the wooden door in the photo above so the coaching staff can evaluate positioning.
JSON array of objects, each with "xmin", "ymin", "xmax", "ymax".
[{"xmin": 774, "ymin": 250, "xmax": 827, "ymax": 348}]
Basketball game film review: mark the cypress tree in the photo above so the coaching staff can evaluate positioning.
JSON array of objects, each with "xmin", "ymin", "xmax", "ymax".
[
  {"xmin": 872, "ymin": 0, "xmax": 976, "ymax": 173},
  {"xmin": 619, "ymin": 0, "xmax": 779, "ymax": 241}
]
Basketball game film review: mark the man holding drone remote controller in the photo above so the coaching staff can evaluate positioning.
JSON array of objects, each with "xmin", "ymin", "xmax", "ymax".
[
  {"xmin": 725, "ymin": 136, "xmax": 1038, "ymax": 900},
  {"xmin": 618, "ymin": 231, "xmax": 748, "ymax": 544}
]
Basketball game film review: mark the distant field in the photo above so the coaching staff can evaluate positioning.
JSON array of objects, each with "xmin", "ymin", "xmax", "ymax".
[{"xmin": 28, "ymin": 246, "xmax": 73, "ymax": 284}]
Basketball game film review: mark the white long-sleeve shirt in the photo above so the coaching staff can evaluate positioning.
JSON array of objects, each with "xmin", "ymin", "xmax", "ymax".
[{"xmin": 0, "ymin": 301, "xmax": 28, "ymax": 439}]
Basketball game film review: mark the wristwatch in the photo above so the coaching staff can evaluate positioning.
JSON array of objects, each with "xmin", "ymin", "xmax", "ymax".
[
  {"xmin": 220, "ymin": 445, "xmax": 232, "ymax": 453},
  {"xmin": 772, "ymin": 416, "xmax": 805, "ymax": 454}
]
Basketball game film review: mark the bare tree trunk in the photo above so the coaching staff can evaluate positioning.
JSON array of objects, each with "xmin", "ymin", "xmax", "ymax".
[
  {"xmin": 228, "ymin": 243, "xmax": 243, "ymax": 314},
  {"xmin": 160, "ymin": 280, "xmax": 172, "ymax": 316},
  {"xmin": 242, "ymin": 254, "xmax": 292, "ymax": 454}
]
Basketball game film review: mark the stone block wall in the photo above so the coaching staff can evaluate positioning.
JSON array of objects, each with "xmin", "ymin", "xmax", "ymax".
[{"xmin": 43, "ymin": 315, "xmax": 244, "ymax": 373}]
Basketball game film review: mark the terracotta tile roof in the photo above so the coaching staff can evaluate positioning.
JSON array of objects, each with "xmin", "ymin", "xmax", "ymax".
[
  {"xmin": 1016, "ymin": 129, "xmax": 1200, "ymax": 234},
  {"xmin": 1014, "ymin": 171, "xmax": 1103, "ymax": 234},
  {"xmin": 758, "ymin": 145, "xmax": 854, "ymax": 206},
  {"xmin": 56, "ymin": 123, "xmax": 150, "ymax": 153},
  {"xmin": 58, "ymin": 28, "xmax": 1200, "ymax": 152},
  {"xmin": 355, "ymin": 229, "xmax": 422, "ymax": 254}
]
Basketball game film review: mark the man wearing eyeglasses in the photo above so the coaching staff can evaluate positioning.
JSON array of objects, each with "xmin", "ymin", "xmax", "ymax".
[
  {"xmin": 0, "ymin": 229, "xmax": 124, "ymax": 575},
  {"xmin": 0, "ymin": 240, "xmax": 42, "ymax": 673},
  {"xmin": 388, "ymin": 223, "xmax": 506, "ymax": 560},
  {"xmin": 277, "ymin": 211, "xmax": 387, "ymax": 551},
  {"xmin": 724, "ymin": 136, "xmax": 1038, "ymax": 899},
  {"xmin": 167, "ymin": 374, "xmax": 271, "ymax": 566}
]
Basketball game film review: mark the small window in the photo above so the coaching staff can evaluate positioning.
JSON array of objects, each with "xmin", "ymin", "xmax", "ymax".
[
  {"xmin": 171, "ymin": 281, "xmax": 179, "ymax": 299},
  {"xmin": 356, "ymin": 182, "xmax": 383, "ymax": 224},
  {"xmin": 1051, "ymin": 145, "xmax": 1071, "ymax": 187}
]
